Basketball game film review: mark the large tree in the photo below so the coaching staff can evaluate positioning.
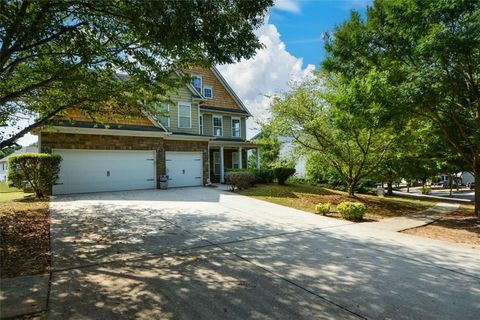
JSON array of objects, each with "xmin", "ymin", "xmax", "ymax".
[
  {"xmin": 323, "ymin": 0, "xmax": 480, "ymax": 216},
  {"xmin": 270, "ymin": 77, "xmax": 399, "ymax": 196},
  {"xmin": 0, "ymin": 0, "xmax": 273, "ymax": 148}
]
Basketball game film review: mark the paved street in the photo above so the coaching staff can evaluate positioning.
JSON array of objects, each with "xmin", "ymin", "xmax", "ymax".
[{"xmin": 43, "ymin": 188, "xmax": 480, "ymax": 319}]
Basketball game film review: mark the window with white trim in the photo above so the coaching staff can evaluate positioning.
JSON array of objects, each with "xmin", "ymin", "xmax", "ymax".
[
  {"xmin": 199, "ymin": 115, "xmax": 203, "ymax": 134},
  {"xmin": 203, "ymin": 86, "xmax": 213, "ymax": 99},
  {"xmin": 178, "ymin": 103, "xmax": 192, "ymax": 128},
  {"xmin": 232, "ymin": 152, "xmax": 240, "ymax": 169},
  {"xmin": 213, "ymin": 115, "xmax": 223, "ymax": 136},
  {"xmin": 213, "ymin": 152, "xmax": 221, "ymax": 175},
  {"xmin": 155, "ymin": 103, "xmax": 170, "ymax": 127},
  {"xmin": 191, "ymin": 75, "xmax": 202, "ymax": 94},
  {"xmin": 231, "ymin": 118, "xmax": 241, "ymax": 137}
]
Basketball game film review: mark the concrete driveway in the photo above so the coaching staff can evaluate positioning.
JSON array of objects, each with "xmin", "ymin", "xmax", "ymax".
[{"xmin": 48, "ymin": 187, "xmax": 480, "ymax": 319}]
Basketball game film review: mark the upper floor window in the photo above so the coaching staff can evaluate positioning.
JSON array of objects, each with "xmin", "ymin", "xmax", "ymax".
[
  {"xmin": 232, "ymin": 118, "xmax": 241, "ymax": 137},
  {"xmin": 203, "ymin": 86, "xmax": 213, "ymax": 99},
  {"xmin": 191, "ymin": 75, "xmax": 202, "ymax": 94},
  {"xmin": 199, "ymin": 115, "xmax": 203, "ymax": 134},
  {"xmin": 178, "ymin": 103, "xmax": 192, "ymax": 128},
  {"xmin": 213, "ymin": 115, "xmax": 223, "ymax": 136},
  {"xmin": 155, "ymin": 103, "xmax": 170, "ymax": 128}
]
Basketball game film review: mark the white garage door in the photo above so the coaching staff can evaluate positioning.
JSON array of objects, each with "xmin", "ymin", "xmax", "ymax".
[
  {"xmin": 165, "ymin": 152, "xmax": 203, "ymax": 188},
  {"xmin": 53, "ymin": 149, "xmax": 156, "ymax": 195}
]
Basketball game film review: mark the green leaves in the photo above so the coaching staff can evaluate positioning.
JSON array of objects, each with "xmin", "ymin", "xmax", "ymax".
[{"xmin": 0, "ymin": 0, "xmax": 274, "ymax": 147}]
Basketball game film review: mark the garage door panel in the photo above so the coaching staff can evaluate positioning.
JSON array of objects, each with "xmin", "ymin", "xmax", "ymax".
[
  {"xmin": 165, "ymin": 152, "xmax": 203, "ymax": 188},
  {"xmin": 53, "ymin": 150, "xmax": 156, "ymax": 195}
]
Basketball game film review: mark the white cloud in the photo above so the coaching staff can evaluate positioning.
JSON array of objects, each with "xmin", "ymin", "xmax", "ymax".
[
  {"xmin": 274, "ymin": 0, "xmax": 301, "ymax": 14},
  {"xmin": 217, "ymin": 16, "xmax": 314, "ymax": 138}
]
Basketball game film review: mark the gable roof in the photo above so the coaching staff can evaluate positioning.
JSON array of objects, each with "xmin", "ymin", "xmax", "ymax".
[{"xmin": 210, "ymin": 66, "xmax": 252, "ymax": 116}]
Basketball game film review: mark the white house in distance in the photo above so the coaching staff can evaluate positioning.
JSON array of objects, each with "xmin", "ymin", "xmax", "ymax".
[
  {"xmin": 278, "ymin": 137, "xmax": 306, "ymax": 177},
  {"xmin": 438, "ymin": 171, "xmax": 475, "ymax": 186},
  {"xmin": 0, "ymin": 146, "xmax": 38, "ymax": 181}
]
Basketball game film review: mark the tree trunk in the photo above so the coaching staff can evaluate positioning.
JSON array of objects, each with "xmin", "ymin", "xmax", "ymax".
[
  {"xmin": 448, "ymin": 173, "xmax": 453, "ymax": 196},
  {"xmin": 475, "ymin": 155, "xmax": 480, "ymax": 218},
  {"xmin": 347, "ymin": 183, "xmax": 355, "ymax": 197},
  {"xmin": 407, "ymin": 181, "xmax": 410, "ymax": 193},
  {"xmin": 386, "ymin": 181, "xmax": 393, "ymax": 195}
]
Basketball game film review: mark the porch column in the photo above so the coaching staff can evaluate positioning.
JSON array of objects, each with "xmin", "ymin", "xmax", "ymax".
[
  {"xmin": 238, "ymin": 147, "xmax": 243, "ymax": 169},
  {"xmin": 220, "ymin": 146, "xmax": 225, "ymax": 183},
  {"xmin": 256, "ymin": 147, "xmax": 260, "ymax": 169}
]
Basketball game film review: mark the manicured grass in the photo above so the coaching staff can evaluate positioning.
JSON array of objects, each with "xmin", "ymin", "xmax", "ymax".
[
  {"xmin": 0, "ymin": 191, "xmax": 32, "ymax": 202},
  {"xmin": 0, "ymin": 181, "xmax": 20, "ymax": 193},
  {"xmin": 0, "ymin": 182, "xmax": 31, "ymax": 202},
  {"xmin": 403, "ymin": 204, "xmax": 479, "ymax": 246},
  {"xmin": 237, "ymin": 183, "xmax": 436, "ymax": 221},
  {"xmin": 0, "ymin": 198, "xmax": 50, "ymax": 278}
]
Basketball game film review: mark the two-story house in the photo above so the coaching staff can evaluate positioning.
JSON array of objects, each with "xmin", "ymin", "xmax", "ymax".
[{"xmin": 35, "ymin": 67, "xmax": 259, "ymax": 195}]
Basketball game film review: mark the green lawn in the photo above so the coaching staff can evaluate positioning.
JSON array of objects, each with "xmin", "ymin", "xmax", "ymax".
[
  {"xmin": 237, "ymin": 183, "xmax": 436, "ymax": 221},
  {"xmin": 0, "ymin": 182, "xmax": 31, "ymax": 202}
]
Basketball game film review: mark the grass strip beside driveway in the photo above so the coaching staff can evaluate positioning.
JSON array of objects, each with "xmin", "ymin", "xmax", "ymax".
[{"xmin": 237, "ymin": 183, "xmax": 436, "ymax": 221}]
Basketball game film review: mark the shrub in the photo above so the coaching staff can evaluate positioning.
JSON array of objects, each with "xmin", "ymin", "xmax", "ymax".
[
  {"xmin": 7, "ymin": 153, "xmax": 62, "ymax": 198},
  {"xmin": 315, "ymin": 203, "xmax": 331, "ymax": 215},
  {"xmin": 273, "ymin": 167, "xmax": 296, "ymax": 185},
  {"xmin": 225, "ymin": 171, "xmax": 256, "ymax": 191},
  {"xmin": 336, "ymin": 201, "xmax": 365, "ymax": 221},
  {"xmin": 250, "ymin": 168, "xmax": 275, "ymax": 184},
  {"xmin": 421, "ymin": 186, "xmax": 431, "ymax": 195}
]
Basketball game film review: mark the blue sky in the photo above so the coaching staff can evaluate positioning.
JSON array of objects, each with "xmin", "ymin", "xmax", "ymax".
[{"xmin": 270, "ymin": 0, "xmax": 371, "ymax": 68}]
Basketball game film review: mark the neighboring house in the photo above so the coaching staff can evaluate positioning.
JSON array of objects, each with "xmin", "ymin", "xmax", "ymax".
[
  {"xmin": 34, "ymin": 67, "xmax": 259, "ymax": 195},
  {"xmin": 0, "ymin": 146, "xmax": 38, "ymax": 181},
  {"xmin": 278, "ymin": 137, "xmax": 306, "ymax": 177},
  {"xmin": 251, "ymin": 133, "xmax": 307, "ymax": 177},
  {"xmin": 438, "ymin": 172, "xmax": 475, "ymax": 186}
]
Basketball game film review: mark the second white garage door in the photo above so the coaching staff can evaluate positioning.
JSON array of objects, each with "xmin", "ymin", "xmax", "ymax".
[
  {"xmin": 165, "ymin": 152, "xmax": 203, "ymax": 188},
  {"xmin": 52, "ymin": 149, "xmax": 156, "ymax": 195}
]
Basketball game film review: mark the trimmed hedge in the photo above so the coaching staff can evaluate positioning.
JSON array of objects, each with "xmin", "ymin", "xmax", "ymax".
[
  {"xmin": 273, "ymin": 167, "xmax": 296, "ymax": 185},
  {"xmin": 336, "ymin": 201, "xmax": 365, "ymax": 221},
  {"xmin": 315, "ymin": 202, "xmax": 331, "ymax": 215},
  {"xmin": 7, "ymin": 153, "xmax": 62, "ymax": 198},
  {"xmin": 225, "ymin": 171, "xmax": 256, "ymax": 191},
  {"xmin": 250, "ymin": 168, "xmax": 275, "ymax": 184}
]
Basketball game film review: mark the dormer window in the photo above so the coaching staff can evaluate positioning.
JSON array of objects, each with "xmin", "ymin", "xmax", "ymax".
[
  {"xmin": 191, "ymin": 75, "xmax": 202, "ymax": 94},
  {"xmin": 203, "ymin": 86, "xmax": 213, "ymax": 99}
]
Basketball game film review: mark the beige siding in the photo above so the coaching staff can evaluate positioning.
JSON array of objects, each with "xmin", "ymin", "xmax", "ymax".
[
  {"xmin": 241, "ymin": 118, "xmax": 246, "ymax": 140},
  {"xmin": 160, "ymin": 86, "xmax": 200, "ymax": 134},
  {"xmin": 200, "ymin": 111, "xmax": 246, "ymax": 139},
  {"xmin": 223, "ymin": 116, "xmax": 231, "ymax": 137},
  {"xmin": 203, "ymin": 114, "xmax": 212, "ymax": 136}
]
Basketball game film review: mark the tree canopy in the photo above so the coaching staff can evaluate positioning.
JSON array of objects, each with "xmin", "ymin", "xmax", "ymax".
[
  {"xmin": 322, "ymin": 0, "xmax": 479, "ymax": 215},
  {"xmin": 0, "ymin": 0, "xmax": 273, "ymax": 148}
]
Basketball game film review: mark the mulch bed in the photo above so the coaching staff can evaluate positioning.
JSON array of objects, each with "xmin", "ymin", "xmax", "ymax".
[
  {"xmin": 0, "ymin": 198, "xmax": 51, "ymax": 278},
  {"xmin": 403, "ymin": 205, "xmax": 479, "ymax": 246}
]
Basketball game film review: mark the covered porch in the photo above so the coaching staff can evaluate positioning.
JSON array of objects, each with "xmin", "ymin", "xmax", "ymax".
[{"xmin": 208, "ymin": 141, "xmax": 259, "ymax": 183}]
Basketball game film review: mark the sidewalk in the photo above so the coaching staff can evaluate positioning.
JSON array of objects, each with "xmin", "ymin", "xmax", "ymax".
[
  {"xmin": 366, "ymin": 202, "xmax": 459, "ymax": 232},
  {"xmin": 0, "ymin": 273, "xmax": 50, "ymax": 318},
  {"xmin": 393, "ymin": 190, "xmax": 473, "ymax": 203}
]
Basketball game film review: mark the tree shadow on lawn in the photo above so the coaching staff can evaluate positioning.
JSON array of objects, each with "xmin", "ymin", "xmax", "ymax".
[{"xmin": 0, "ymin": 198, "xmax": 50, "ymax": 278}]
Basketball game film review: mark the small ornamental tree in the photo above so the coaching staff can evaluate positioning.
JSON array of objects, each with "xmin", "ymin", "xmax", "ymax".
[{"xmin": 7, "ymin": 153, "xmax": 62, "ymax": 198}]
